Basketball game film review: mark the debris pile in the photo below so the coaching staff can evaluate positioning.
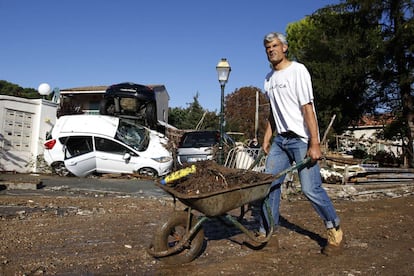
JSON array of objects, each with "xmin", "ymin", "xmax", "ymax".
[
  {"xmin": 163, "ymin": 160, "xmax": 274, "ymax": 195},
  {"xmin": 320, "ymin": 168, "xmax": 343, "ymax": 184}
]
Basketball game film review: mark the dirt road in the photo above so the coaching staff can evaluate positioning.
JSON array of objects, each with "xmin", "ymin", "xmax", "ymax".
[{"xmin": 1, "ymin": 178, "xmax": 414, "ymax": 275}]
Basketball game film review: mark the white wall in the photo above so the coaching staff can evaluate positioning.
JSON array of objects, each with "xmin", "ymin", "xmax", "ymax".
[{"xmin": 0, "ymin": 95, "xmax": 57, "ymax": 173}]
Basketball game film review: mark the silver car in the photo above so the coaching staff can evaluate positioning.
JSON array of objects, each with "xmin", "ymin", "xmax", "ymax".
[{"xmin": 176, "ymin": 130, "xmax": 235, "ymax": 165}]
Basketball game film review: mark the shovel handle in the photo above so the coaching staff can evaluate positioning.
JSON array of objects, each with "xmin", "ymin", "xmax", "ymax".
[
  {"xmin": 247, "ymin": 148, "xmax": 312, "ymax": 175},
  {"xmin": 273, "ymin": 157, "xmax": 312, "ymax": 179}
]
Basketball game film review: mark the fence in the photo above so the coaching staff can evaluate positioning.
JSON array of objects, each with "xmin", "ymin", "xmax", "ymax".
[{"xmin": 224, "ymin": 145, "xmax": 266, "ymax": 172}]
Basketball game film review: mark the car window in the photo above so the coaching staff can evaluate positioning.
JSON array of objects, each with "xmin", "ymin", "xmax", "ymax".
[
  {"xmin": 115, "ymin": 120, "xmax": 148, "ymax": 151},
  {"xmin": 119, "ymin": 98, "xmax": 136, "ymax": 115},
  {"xmin": 59, "ymin": 136, "xmax": 71, "ymax": 145},
  {"xmin": 181, "ymin": 132, "xmax": 218, "ymax": 148},
  {"xmin": 95, "ymin": 137, "xmax": 133, "ymax": 155},
  {"xmin": 64, "ymin": 136, "xmax": 93, "ymax": 159}
]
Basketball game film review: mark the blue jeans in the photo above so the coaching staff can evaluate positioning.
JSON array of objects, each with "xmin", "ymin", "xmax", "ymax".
[{"xmin": 260, "ymin": 135, "xmax": 340, "ymax": 233}]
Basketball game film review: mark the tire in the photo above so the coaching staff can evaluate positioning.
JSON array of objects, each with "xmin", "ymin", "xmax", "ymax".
[
  {"xmin": 52, "ymin": 162, "xmax": 72, "ymax": 177},
  {"xmin": 152, "ymin": 211, "xmax": 205, "ymax": 264},
  {"xmin": 137, "ymin": 167, "xmax": 157, "ymax": 177}
]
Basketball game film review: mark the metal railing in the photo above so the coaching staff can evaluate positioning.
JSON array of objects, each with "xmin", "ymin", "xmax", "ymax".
[{"xmin": 224, "ymin": 145, "xmax": 266, "ymax": 172}]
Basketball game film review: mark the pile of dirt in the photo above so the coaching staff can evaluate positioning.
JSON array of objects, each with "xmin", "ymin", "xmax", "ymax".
[{"xmin": 167, "ymin": 161, "xmax": 274, "ymax": 195}]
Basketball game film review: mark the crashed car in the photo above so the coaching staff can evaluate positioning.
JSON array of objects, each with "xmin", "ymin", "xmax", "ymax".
[
  {"xmin": 99, "ymin": 82, "xmax": 158, "ymax": 129},
  {"xmin": 43, "ymin": 114, "xmax": 173, "ymax": 177},
  {"xmin": 176, "ymin": 130, "xmax": 235, "ymax": 165}
]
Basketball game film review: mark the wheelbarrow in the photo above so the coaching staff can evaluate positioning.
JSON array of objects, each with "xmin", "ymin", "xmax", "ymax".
[{"xmin": 147, "ymin": 157, "xmax": 311, "ymax": 264}]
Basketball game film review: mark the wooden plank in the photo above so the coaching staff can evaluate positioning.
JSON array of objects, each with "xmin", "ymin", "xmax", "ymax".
[
  {"xmin": 349, "ymin": 178, "xmax": 414, "ymax": 184},
  {"xmin": 362, "ymin": 167, "xmax": 414, "ymax": 173},
  {"xmin": 362, "ymin": 173, "xmax": 414, "ymax": 179}
]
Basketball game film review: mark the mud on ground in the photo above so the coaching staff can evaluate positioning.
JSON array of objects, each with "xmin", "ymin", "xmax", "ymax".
[{"xmin": 1, "ymin": 176, "xmax": 414, "ymax": 275}]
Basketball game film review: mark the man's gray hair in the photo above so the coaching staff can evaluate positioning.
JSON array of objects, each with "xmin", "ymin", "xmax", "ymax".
[{"xmin": 263, "ymin": 32, "xmax": 288, "ymax": 46}]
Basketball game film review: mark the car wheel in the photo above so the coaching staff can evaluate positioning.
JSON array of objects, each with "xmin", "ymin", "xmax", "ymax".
[
  {"xmin": 138, "ymin": 167, "xmax": 157, "ymax": 177},
  {"xmin": 52, "ymin": 162, "xmax": 72, "ymax": 177}
]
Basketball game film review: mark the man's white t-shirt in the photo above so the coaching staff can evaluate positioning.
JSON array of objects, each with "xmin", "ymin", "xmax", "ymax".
[{"xmin": 264, "ymin": 61, "xmax": 316, "ymax": 142}]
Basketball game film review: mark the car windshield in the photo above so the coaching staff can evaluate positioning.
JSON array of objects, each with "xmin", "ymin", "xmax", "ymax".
[
  {"xmin": 180, "ymin": 132, "xmax": 218, "ymax": 148},
  {"xmin": 115, "ymin": 120, "xmax": 149, "ymax": 151}
]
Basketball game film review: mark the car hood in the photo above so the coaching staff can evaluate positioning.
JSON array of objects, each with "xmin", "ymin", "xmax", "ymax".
[{"xmin": 140, "ymin": 130, "xmax": 171, "ymax": 158}]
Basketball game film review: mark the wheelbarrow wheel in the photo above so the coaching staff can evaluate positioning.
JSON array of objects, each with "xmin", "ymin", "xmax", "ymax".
[{"xmin": 152, "ymin": 211, "xmax": 205, "ymax": 264}]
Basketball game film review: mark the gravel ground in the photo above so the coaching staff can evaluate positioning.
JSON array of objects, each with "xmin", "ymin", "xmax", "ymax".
[{"xmin": 1, "ymin": 173, "xmax": 414, "ymax": 275}]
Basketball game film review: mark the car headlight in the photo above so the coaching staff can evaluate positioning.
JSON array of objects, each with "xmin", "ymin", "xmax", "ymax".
[{"xmin": 152, "ymin": 156, "xmax": 172, "ymax": 163}]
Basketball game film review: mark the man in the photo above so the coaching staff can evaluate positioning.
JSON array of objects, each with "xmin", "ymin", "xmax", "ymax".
[{"xmin": 259, "ymin": 32, "xmax": 344, "ymax": 255}]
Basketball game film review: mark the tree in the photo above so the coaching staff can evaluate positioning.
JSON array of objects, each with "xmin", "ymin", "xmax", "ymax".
[
  {"xmin": 168, "ymin": 93, "xmax": 219, "ymax": 131},
  {"xmin": 286, "ymin": 0, "xmax": 414, "ymax": 166},
  {"xmin": 287, "ymin": 3, "xmax": 384, "ymax": 133},
  {"xmin": 378, "ymin": 0, "xmax": 414, "ymax": 165},
  {"xmin": 168, "ymin": 107, "xmax": 187, "ymax": 129},
  {"xmin": 0, "ymin": 80, "xmax": 40, "ymax": 99},
  {"xmin": 225, "ymin": 86, "xmax": 270, "ymax": 143}
]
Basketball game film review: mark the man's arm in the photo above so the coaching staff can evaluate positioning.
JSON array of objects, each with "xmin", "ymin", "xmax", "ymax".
[
  {"xmin": 302, "ymin": 102, "xmax": 322, "ymax": 161},
  {"xmin": 262, "ymin": 111, "xmax": 275, "ymax": 154},
  {"xmin": 262, "ymin": 121, "xmax": 273, "ymax": 154}
]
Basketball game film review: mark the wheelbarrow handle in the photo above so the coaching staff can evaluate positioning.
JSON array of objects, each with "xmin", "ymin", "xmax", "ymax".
[{"xmin": 273, "ymin": 156, "xmax": 312, "ymax": 179}]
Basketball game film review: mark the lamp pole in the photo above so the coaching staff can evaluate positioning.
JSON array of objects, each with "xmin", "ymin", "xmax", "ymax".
[{"xmin": 216, "ymin": 58, "xmax": 231, "ymax": 165}]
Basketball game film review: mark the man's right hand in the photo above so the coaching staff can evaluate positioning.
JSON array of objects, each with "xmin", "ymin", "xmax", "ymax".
[
  {"xmin": 262, "ymin": 141, "xmax": 271, "ymax": 155},
  {"xmin": 262, "ymin": 121, "xmax": 274, "ymax": 155}
]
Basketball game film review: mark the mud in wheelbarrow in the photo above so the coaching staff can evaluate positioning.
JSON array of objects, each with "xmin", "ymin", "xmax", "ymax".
[{"xmin": 147, "ymin": 157, "xmax": 311, "ymax": 264}]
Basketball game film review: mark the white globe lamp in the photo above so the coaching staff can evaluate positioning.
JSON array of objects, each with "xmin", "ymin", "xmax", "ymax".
[{"xmin": 38, "ymin": 83, "xmax": 52, "ymax": 96}]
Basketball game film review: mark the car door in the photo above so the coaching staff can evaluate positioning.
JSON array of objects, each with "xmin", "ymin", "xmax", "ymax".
[
  {"xmin": 63, "ymin": 136, "xmax": 96, "ymax": 177},
  {"xmin": 94, "ymin": 137, "xmax": 139, "ymax": 174}
]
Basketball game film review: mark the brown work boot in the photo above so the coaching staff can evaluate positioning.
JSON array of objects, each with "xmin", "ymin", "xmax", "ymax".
[{"xmin": 322, "ymin": 226, "xmax": 344, "ymax": 256}]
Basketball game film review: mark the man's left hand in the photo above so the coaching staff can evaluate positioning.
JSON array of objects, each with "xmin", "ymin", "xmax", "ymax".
[{"xmin": 307, "ymin": 143, "xmax": 322, "ymax": 161}]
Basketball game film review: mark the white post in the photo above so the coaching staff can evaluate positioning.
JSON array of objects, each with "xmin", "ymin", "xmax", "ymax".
[{"xmin": 255, "ymin": 91, "xmax": 259, "ymax": 140}]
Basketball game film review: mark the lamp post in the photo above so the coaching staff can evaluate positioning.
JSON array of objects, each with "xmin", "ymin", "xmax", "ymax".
[{"xmin": 216, "ymin": 58, "xmax": 231, "ymax": 164}]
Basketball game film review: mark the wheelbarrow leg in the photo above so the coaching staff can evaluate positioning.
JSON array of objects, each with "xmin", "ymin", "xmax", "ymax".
[
  {"xmin": 238, "ymin": 204, "xmax": 247, "ymax": 221},
  {"xmin": 225, "ymin": 199, "xmax": 275, "ymax": 244}
]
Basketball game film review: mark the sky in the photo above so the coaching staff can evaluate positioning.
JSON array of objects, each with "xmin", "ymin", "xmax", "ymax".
[{"xmin": 0, "ymin": 0, "xmax": 340, "ymax": 111}]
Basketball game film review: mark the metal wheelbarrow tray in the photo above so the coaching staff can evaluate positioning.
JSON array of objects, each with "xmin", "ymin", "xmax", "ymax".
[{"xmin": 155, "ymin": 177, "xmax": 273, "ymax": 217}]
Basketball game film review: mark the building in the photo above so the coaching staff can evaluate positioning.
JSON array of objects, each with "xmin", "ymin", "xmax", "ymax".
[{"xmin": 0, "ymin": 95, "xmax": 58, "ymax": 173}]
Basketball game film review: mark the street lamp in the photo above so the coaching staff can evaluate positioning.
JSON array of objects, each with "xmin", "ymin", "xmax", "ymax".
[
  {"xmin": 38, "ymin": 83, "xmax": 60, "ymax": 102},
  {"xmin": 38, "ymin": 83, "xmax": 52, "ymax": 99},
  {"xmin": 216, "ymin": 58, "xmax": 231, "ymax": 164}
]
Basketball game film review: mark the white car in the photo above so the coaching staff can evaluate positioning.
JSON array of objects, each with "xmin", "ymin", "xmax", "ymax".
[{"xmin": 43, "ymin": 115, "xmax": 173, "ymax": 177}]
